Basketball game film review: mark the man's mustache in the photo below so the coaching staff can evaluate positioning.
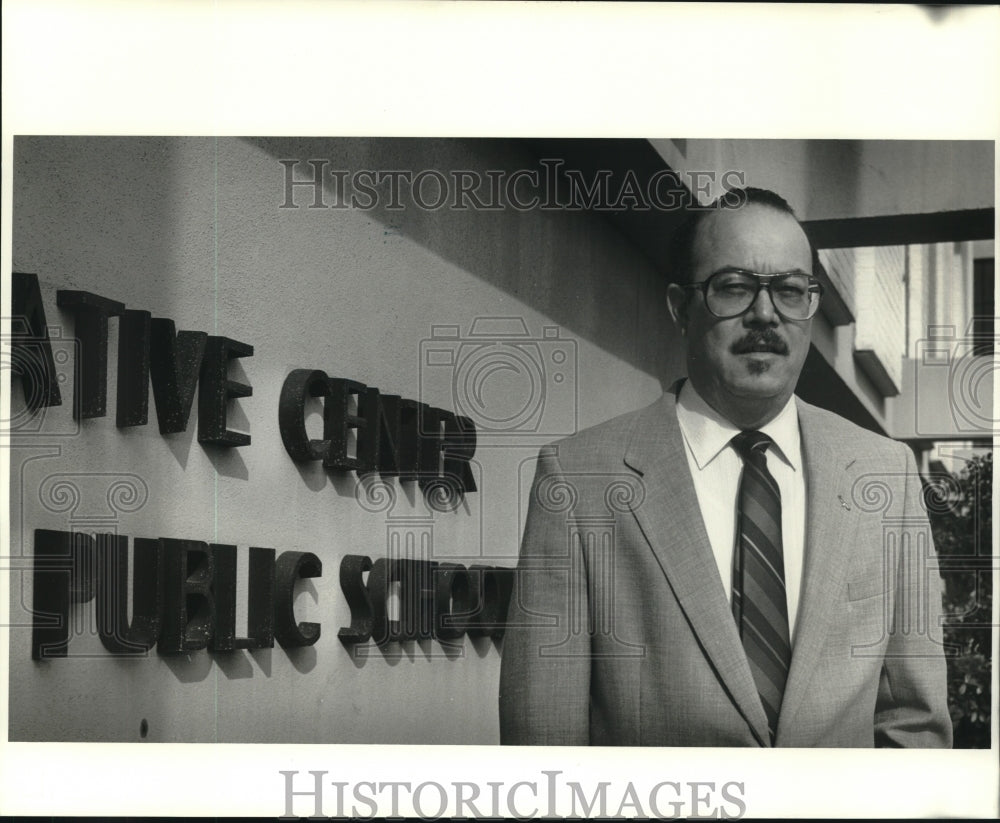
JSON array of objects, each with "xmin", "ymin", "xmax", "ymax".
[{"xmin": 731, "ymin": 329, "xmax": 789, "ymax": 355}]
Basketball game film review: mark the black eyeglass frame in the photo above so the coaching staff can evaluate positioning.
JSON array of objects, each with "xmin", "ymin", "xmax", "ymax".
[{"xmin": 681, "ymin": 268, "xmax": 825, "ymax": 321}]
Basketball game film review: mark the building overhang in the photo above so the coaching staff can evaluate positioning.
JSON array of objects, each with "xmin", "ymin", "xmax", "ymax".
[{"xmin": 803, "ymin": 208, "xmax": 995, "ymax": 249}]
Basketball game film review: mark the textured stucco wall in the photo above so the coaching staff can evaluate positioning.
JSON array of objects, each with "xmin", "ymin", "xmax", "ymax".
[{"xmin": 8, "ymin": 136, "xmax": 676, "ymax": 742}]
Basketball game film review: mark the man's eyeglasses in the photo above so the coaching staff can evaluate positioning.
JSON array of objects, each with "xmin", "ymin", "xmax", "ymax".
[{"xmin": 682, "ymin": 269, "xmax": 825, "ymax": 321}]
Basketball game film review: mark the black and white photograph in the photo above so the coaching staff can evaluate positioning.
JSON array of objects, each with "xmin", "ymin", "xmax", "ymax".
[{"xmin": 1, "ymin": 2, "xmax": 997, "ymax": 820}]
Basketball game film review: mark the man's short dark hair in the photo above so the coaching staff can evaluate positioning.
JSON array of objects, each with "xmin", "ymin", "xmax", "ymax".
[{"xmin": 667, "ymin": 186, "xmax": 819, "ymax": 284}]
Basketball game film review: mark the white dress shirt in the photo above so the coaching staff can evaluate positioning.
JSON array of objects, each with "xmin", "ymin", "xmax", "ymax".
[{"xmin": 675, "ymin": 381, "xmax": 806, "ymax": 643}]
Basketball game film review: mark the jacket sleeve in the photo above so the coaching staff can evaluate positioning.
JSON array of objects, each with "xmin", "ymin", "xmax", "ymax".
[
  {"xmin": 499, "ymin": 444, "xmax": 591, "ymax": 745},
  {"xmin": 874, "ymin": 444, "xmax": 953, "ymax": 748}
]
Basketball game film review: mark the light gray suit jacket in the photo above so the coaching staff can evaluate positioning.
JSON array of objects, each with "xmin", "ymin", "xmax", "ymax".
[{"xmin": 499, "ymin": 390, "xmax": 952, "ymax": 747}]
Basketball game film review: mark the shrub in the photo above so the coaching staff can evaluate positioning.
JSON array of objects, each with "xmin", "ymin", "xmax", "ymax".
[{"xmin": 925, "ymin": 451, "xmax": 992, "ymax": 749}]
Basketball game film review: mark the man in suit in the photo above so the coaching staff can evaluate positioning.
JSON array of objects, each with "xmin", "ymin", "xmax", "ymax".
[{"xmin": 499, "ymin": 187, "xmax": 952, "ymax": 747}]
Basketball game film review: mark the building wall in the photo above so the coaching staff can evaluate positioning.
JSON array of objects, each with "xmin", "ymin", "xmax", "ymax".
[
  {"xmin": 889, "ymin": 239, "xmax": 986, "ymax": 448},
  {"xmin": 8, "ymin": 136, "xmax": 673, "ymax": 742},
  {"xmin": 812, "ymin": 238, "xmax": 980, "ymax": 439},
  {"xmin": 651, "ymin": 138, "xmax": 994, "ymax": 221},
  {"xmin": 854, "ymin": 245, "xmax": 906, "ymax": 395},
  {"xmin": 818, "ymin": 246, "xmax": 857, "ymax": 318}
]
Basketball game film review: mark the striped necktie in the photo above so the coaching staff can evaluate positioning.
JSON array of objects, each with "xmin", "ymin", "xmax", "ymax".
[{"xmin": 731, "ymin": 430, "xmax": 791, "ymax": 745}]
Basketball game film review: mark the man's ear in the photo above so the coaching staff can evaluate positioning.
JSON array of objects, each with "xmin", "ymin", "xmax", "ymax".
[{"xmin": 666, "ymin": 283, "xmax": 689, "ymax": 333}]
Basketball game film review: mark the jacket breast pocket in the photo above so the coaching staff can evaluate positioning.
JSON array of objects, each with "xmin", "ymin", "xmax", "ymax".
[{"xmin": 843, "ymin": 573, "xmax": 893, "ymax": 654}]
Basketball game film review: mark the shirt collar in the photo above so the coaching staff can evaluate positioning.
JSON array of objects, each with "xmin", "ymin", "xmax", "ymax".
[{"xmin": 675, "ymin": 380, "xmax": 801, "ymax": 472}]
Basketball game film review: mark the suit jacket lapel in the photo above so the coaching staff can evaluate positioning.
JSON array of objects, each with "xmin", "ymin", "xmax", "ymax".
[
  {"xmin": 776, "ymin": 400, "xmax": 863, "ymax": 740},
  {"xmin": 623, "ymin": 392, "xmax": 771, "ymax": 746}
]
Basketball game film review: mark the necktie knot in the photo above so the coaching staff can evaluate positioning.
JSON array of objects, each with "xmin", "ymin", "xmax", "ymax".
[{"xmin": 732, "ymin": 430, "xmax": 772, "ymax": 461}]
